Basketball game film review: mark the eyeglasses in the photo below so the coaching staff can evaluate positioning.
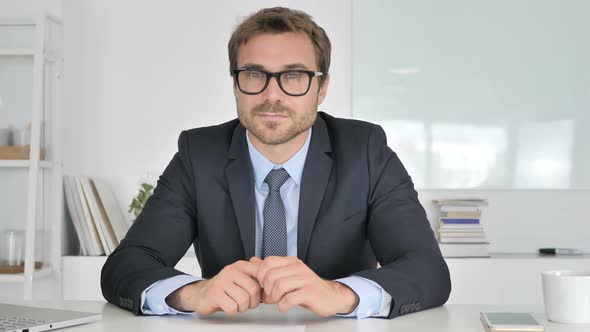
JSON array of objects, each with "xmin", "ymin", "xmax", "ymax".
[{"xmin": 232, "ymin": 68, "xmax": 323, "ymax": 97}]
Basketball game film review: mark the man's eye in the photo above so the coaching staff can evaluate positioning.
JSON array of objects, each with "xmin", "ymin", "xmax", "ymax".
[
  {"xmin": 284, "ymin": 72, "xmax": 302, "ymax": 80},
  {"xmin": 247, "ymin": 71, "xmax": 264, "ymax": 78}
]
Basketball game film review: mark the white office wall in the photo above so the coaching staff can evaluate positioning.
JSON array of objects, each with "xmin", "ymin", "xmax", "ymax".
[
  {"xmin": 60, "ymin": 1, "xmax": 589, "ymax": 254},
  {"xmin": 353, "ymin": 0, "xmax": 590, "ymax": 190},
  {"xmin": 0, "ymin": 0, "xmax": 61, "ymax": 17},
  {"xmin": 61, "ymin": 0, "xmax": 351, "ymax": 226}
]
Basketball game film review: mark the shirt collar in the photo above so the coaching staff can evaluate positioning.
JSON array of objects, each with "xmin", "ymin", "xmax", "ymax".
[{"xmin": 246, "ymin": 128, "xmax": 312, "ymax": 190}]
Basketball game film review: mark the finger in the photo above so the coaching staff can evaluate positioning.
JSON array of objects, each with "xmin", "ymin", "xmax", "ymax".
[
  {"xmin": 263, "ymin": 264, "xmax": 301, "ymax": 296},
  {"xmin": 257, "ymin": 256, "xmax": 301, "ymax": 285},
  {"xmin": 233, "ymin": 260, "xmax": 260, "ymax": 279},
  {"xmin": 217, "ymin": 292, "xmax": 239, "ymax": 315},
  {"xmin": 277, "ymin": 289, "xmax": 306, "ymax": 313},
  {"xmin": 233, "ymin": 272, "xmax": 262, "ymax": 308},
  {"xmin": 270, "ymin": 275, "xmax": 306, "ymax": 303},
  {"xmin": 224, "ymin": 283, "xmax": 250, "ymax": 313},
  {"xmin": 249, "ymin": 256, "xmax": 262, "ymax": 264},
  {"xmin": 261, "ymin": 291, "xmax": 278, "ymax": 304},
  {"xmin": 235, "ymin": 260, "xmax": 260, "ymax": 277}
]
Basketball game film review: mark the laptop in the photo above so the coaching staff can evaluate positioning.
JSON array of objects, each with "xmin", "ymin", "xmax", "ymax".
[{"xmin": 0, "ymin": 303, "xmax": 101, "ymax": 332}]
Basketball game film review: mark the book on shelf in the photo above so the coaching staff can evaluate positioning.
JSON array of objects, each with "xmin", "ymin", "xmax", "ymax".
[
  {"xmin": 439, "ymin": 237, "xmax": 489, "ymax": 244},
  {"xmin": 92, "ymin": 178, "xmax": 132, "ymax": 243},
  {"xmin": 441, "ymin": 211, "xmax": 481, "ymax": 218},
  {"xmin": 438, "ymin": 224, "xmax": 484, "ymax": 232},
  {"xmin": 63, "ymin": 175, "xmax": 130, "ymax": 256},
  {"xmin": 63, "ymin": 176, "xmax": 89, "ymax": 256},
  {"xmin": 439, "ymin": 232, "xmax": 486, "ymax": 238},
  {"xmin": 72, "ymin": 176, "xmax": 105, "ymax": 256},
  {"xmin": 432, "ymin": 198, "xmax": 488, "ymax": 207},
  {"xmin": 78, "ymin": 177, "xmax": 110, "ymax": 254},
  {"xmin": 439, "ymin": 205, "xmax": 481, "ymax": 213},
  {"xmin": 433, "ymin": 197, "xmax": 490, "ymax": 256},
  {"xmin": 438, "ymin": 229, "xmax": 488, "ymax": 243},
  {"xmin": 440, "ymin": 218, "xmax": 480, "ymax": 224},
  {"xmin": 439, "ymin": 242, "xmax": 490, "ymax": 258},
  {"xmin": 80, "ymin": 177, "xmax": 118, "ymax": 254}
]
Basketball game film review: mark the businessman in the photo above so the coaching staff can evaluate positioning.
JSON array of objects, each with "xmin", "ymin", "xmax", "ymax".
[{"xmin": 101, "ymin": 7, "xmax": 451, "ymax": 319}]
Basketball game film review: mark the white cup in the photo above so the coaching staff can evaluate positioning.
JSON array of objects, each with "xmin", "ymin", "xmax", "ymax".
[
  {"xmin": 542, "ymin": 270, "xmax": 590, "ymax": 324},
  {"xmin": 1, "ymin": 230, "xmax": 24, "ymax": 267},
  {"xmin": 12, "ymin": 127, "xmax": 30, "ymax": 146},
  {"xmin": 0, "ymin": 128, "xmax": 10, "ymax": 146}
]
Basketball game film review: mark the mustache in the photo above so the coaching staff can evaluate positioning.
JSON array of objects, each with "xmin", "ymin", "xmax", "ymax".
[{"xmin": 253, "ymin": 101, "xmax": 292, "ymax": 115}]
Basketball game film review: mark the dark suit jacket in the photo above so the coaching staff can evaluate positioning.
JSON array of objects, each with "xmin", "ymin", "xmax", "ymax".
[{"xmin": 101, "ymin": 112, "xmax": 451, "ymax": 318}]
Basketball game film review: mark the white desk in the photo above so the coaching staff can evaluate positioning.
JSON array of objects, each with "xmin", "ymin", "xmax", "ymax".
[{"xmin": 6, "ymin": 301, "xmax": 590, "ymax": 332}]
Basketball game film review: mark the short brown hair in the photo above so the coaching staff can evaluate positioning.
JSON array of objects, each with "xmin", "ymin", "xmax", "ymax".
[{"xmin": 228, "ymin": 7, "xmax": 331, "ymax": 87}]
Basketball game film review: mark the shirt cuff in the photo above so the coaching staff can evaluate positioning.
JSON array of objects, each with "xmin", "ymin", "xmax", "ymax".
[
  {"xmin": 141, "ymin": 274, "xmax": 202, "ymax": 315},
  {"xmin": 334, "ymin": 276, "xmax": 392, "ymax": 319}
]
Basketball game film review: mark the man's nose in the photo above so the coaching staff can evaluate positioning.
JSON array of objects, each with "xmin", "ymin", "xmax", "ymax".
[{"xmin": 263, "ymin": 76, "xmax": 285, "ymax": 102}]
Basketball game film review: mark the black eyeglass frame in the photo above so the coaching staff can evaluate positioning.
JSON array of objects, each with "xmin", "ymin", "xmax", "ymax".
[{"xmin": 231, "ymin": 67, "xmax": 323, "ymax": 97}]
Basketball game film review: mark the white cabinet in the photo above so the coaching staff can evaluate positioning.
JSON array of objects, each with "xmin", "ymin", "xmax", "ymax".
[
  {"xmin": 0, "ymin": 12, "xmax": 63, "ymax": 299},
  {"xmin": 62, "ymin": 255, "xmax": 202, "ymax": 301},
  {"xmin": 445, "ymin": 254, "xmax": 590, "ymax": 305},
  {"xmin": 62, "ymin": 254, "xmax": 590, "ymax": 304}
]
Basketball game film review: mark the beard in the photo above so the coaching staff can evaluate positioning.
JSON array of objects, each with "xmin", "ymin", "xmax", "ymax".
[{"xmin": 238, "ymin": 100, "xmax": 317, "ymax": 145}]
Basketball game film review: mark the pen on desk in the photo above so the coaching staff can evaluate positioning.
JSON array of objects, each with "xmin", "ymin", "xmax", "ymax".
[{"xmin": 539, "ymin": 248, "xmax": 581, "ymax": 255}]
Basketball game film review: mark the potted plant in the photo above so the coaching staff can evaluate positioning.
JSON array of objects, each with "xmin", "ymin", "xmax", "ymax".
[{"xmin": 128, "ymin": 183, "xmax": 154, "ymax": 221}]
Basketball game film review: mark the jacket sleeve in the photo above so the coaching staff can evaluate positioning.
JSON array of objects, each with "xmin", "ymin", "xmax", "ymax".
[
  {"xmin": 101, "ymin": 130, "xmax": 198, "ymax": 315},
  {"xmin": 351, "ymin": 125, "xmax": 451, "ymax": 319}
]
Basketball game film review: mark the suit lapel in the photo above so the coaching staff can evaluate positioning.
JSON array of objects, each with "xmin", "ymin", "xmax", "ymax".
[
  {"xmin": 225, "ymin": 123, "xmax": 256, "ymax": 259},
  {"xmin": 298, "ymin": 115, "xmax": 333, "ymax": 261}
]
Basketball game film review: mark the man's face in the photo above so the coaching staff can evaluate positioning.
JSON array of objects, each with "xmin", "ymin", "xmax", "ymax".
[{"xmin": 234, "ymin": 32, "xmax": 329, "ymax": 146}]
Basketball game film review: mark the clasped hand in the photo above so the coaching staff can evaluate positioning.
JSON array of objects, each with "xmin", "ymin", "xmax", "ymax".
[{"xmin": 167, "ymin": 256, "xmax": 359, "ymax": 316}]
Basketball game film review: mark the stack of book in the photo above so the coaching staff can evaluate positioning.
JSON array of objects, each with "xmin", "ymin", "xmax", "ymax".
[
  {"xmin": 433, "ymin": 199, "xmax": 490, "ymax": 258},
  {"xmin": 63, "ymin": 175, "xmax": 131, "ymax": 255}
]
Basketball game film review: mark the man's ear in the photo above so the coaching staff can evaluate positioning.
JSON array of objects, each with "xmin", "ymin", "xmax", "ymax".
[
  {"xmin": 318, "ymin": 74, "xmax": 330, "ymax": 105},
  {"xmin": 233, "ymin": 79, "xmax": 239, "ymax": 100}
]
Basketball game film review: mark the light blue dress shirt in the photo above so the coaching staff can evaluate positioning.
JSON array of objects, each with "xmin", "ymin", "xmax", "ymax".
[{"xmin": 142, "ymin": 128, "xmax": 392, "ymax": 318}]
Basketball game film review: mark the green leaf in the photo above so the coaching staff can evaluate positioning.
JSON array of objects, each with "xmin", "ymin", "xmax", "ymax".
[{"xmin": 129, "ymin": 181, "xmax": 155, "ymax": 221}]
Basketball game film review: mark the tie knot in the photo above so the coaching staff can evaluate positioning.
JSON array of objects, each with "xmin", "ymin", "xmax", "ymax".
[{"xmin": 264, "ymin": 168, "xmax": 290, "ymax": 192}]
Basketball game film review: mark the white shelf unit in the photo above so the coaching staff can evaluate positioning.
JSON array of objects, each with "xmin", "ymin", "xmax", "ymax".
[{"xmin": 0, "ymin": 13, "xmax": 63, "ymax": 299}]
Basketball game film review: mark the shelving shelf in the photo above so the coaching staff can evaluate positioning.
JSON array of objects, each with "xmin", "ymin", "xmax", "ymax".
[
  {"xmin": 0, "ymin": 49, "xmax": 57, "ymax": 63},
  {"xmin": 0, "ymin": 48, "xmax": 35, "ymax": 56},
  {"xmin": 446, "ymin": 253, "xmax": 590, "ymax": 260},
  {"xmin": 0, "ymin": 160, "xmax": 53, "ymax": 168},
  {"xmin": 0, "ymin": 266, "xmax": 53, "ymax": 283}
]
